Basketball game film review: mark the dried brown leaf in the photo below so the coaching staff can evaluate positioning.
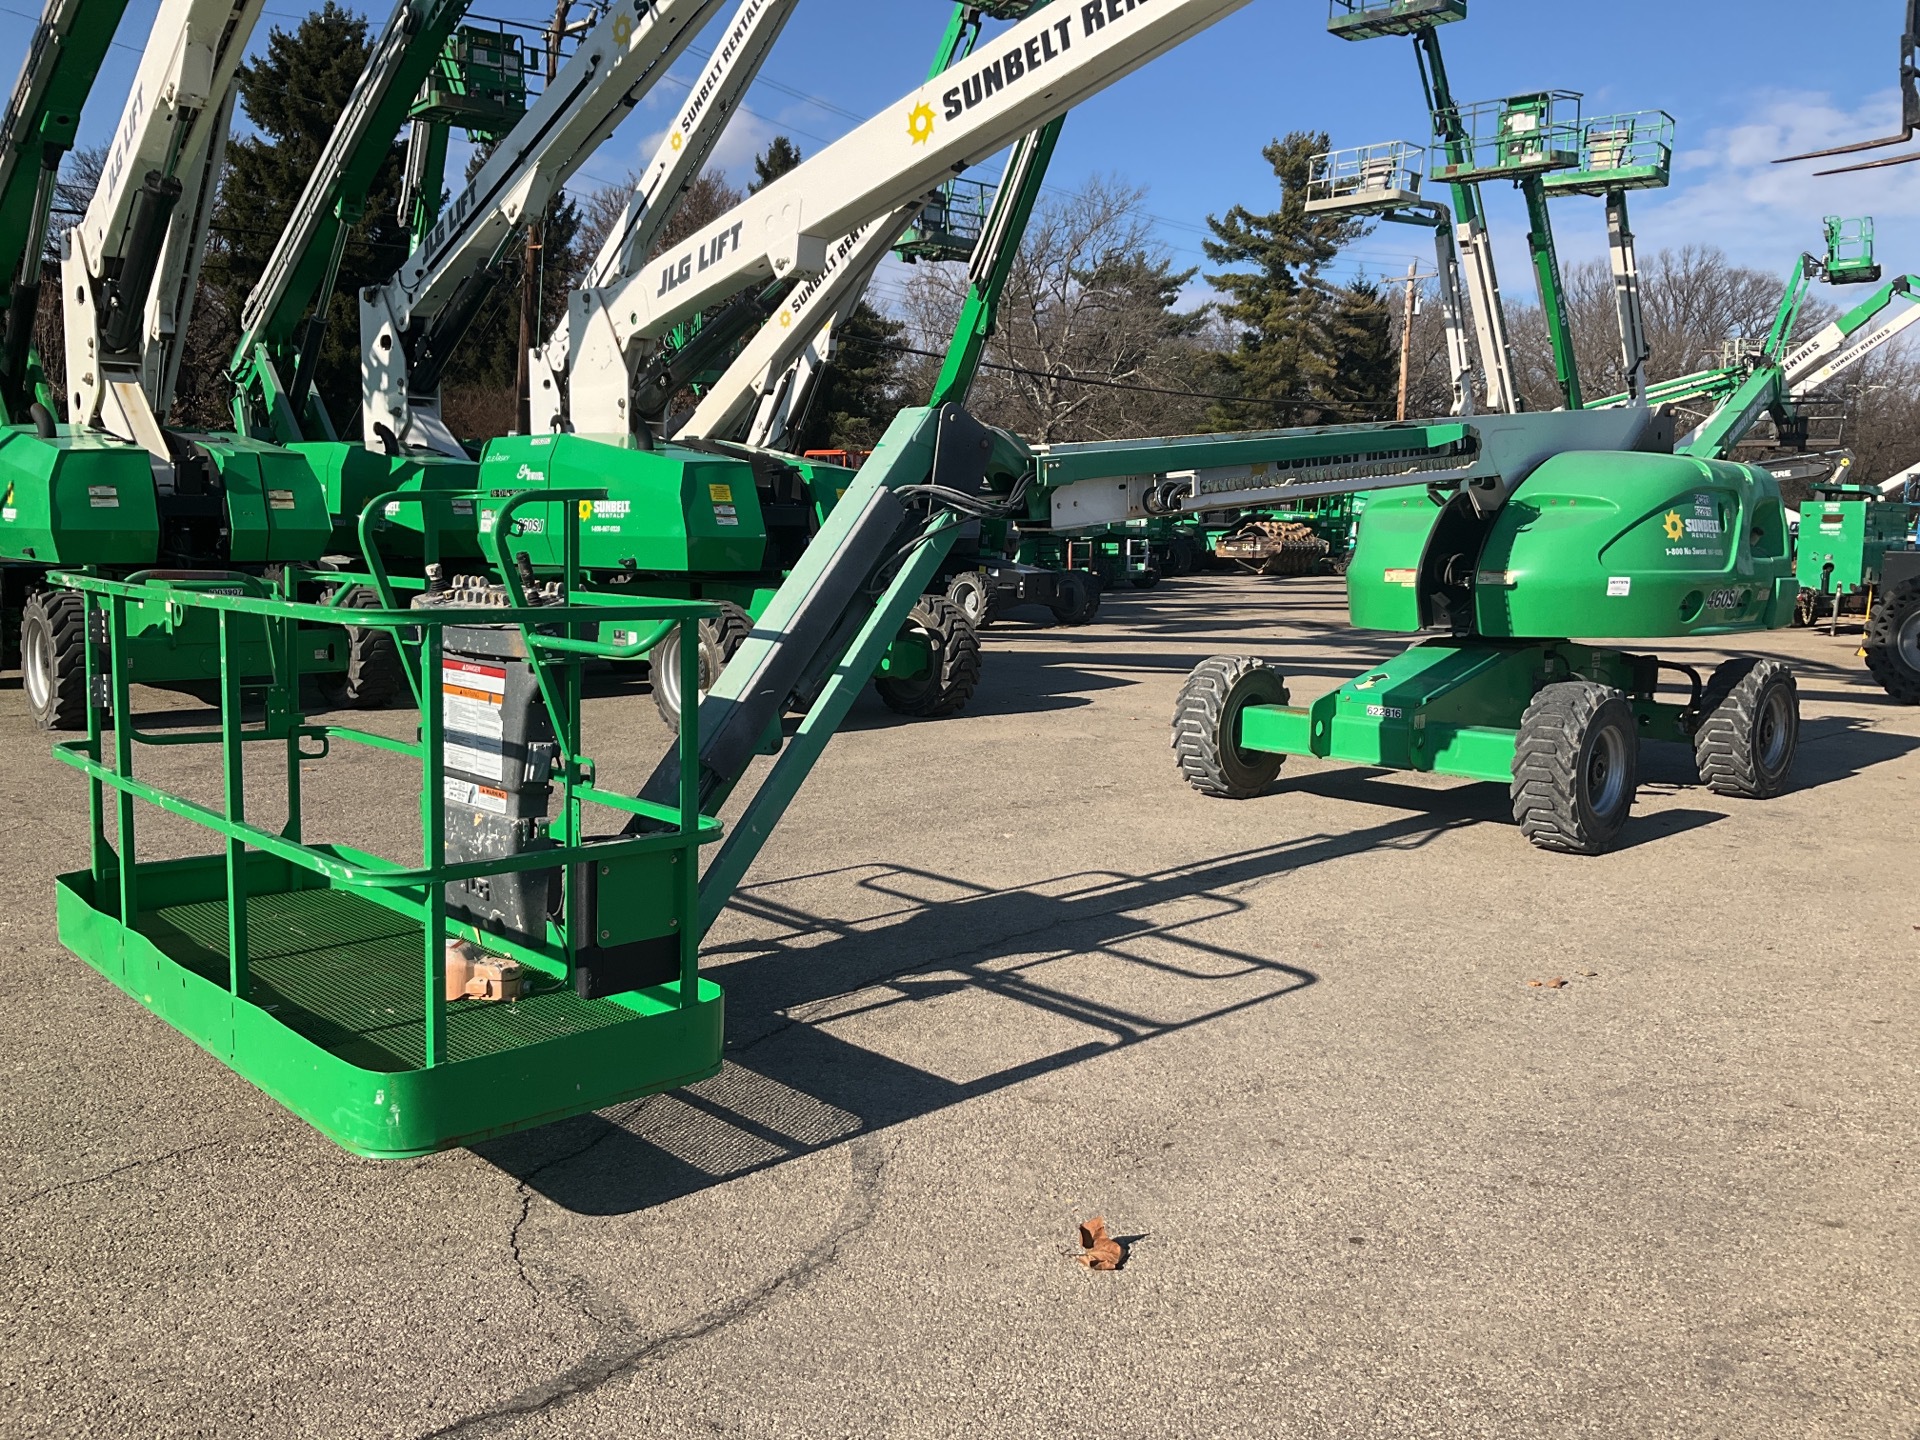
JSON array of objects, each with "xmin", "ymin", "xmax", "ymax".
[
  {"xmin": 1527, "ymin": 980, "xmax": 1543, "ymax": 988},
  {"xmin": 1544, "ymin": 978, "xmax": 1568, "ymax": 989},
  {"xmin": 1075, "ymin": 1215, "xmax": 1126, "ymax": 1270}
]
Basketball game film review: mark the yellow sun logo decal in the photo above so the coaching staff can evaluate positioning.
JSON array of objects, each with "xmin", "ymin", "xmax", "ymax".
[
  {"xmin": 907, "ymin": 102, "xmax": 936, "ymax": 145},
  {"xmin": 670, "ymin": 131, "xmax": 683, "ymax": 152},
  {"xmin": 1663, "ymin": 510, "xmax": 1684, "ymax": 541},
  {"xmin": 779, "ymin": 310, "xmax": 793, "ymax": 328}
]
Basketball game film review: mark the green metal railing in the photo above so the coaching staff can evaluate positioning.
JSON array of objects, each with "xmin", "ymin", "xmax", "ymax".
[{"xmin": 50, "ymin": 490, "xmax": 721, "ymax": 1069}]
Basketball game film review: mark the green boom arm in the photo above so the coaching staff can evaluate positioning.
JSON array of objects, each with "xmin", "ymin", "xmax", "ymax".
[
  {"xmin": 0, "ymin": 0, "xmax": 138, "ymax": 418},
  {"xmin": 227, "ymin": 0, "xmax": 472, "ymax": 444}
]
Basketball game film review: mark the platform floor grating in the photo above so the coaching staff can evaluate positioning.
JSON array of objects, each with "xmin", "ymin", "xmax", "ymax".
[{"xmin": 141, "ymin": 889, "xmax": 644, "ymax": 1071}]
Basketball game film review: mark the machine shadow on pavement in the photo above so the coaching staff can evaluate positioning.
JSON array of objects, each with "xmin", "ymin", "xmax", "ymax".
[{"xmin": 473, "ymin": 807, "xmax": 1475, "ymax": 1215}]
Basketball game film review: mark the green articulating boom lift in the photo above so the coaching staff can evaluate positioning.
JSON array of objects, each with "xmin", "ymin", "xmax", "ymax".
[
  {"xmin": 227, "ymin": 0, "xmax": 506, "ymax": 453},
  {"xmin": 1132, "ymin": 1, "xmax": 1814, "ymax": 855},
  {"xmin": 0, "ymin": 0, "xmax": 399, "ymax": 730},
  {"xmin": 235, "ymin": 0, "xmax": 728, "ymax": 541},
  {"xmin": 49, "ymin": 0, "xmax": 1262, "ymax": 1160},
  {"xmin": 1770, "ymin": 1, "xmax": 1920, "ymax": 695},
  {"xmin": 11, "ymin": 0, "xmax": 550, "ymax": 731}
]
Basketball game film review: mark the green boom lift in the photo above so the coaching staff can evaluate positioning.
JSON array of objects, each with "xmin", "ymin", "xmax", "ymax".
[
  {"xmin": 1149, "ymin": 1, "xmax": 1806, "ymax": 854},
  {"xmin": 51, "ymin": 0, "xmax": 1261, "ymax": 1159}
]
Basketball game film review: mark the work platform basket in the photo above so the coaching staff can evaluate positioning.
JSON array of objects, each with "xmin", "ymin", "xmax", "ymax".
[{"xmin": 51, "ymin": 491, "xmax": 726, "ymax": 1158}]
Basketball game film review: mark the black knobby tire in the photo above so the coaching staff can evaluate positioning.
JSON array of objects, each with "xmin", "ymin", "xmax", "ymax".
[
  {"xmin": 1048, "ymin": 571, "xmax": 1100, "ymax": 627},
  {"xmin": 319, "ymin": 584, "xmax": 402, "ymax": 708},
  {"xmin": 875, "ymin": 595, "xmax": 981, "ymax": 719},
  {"xmin": 1510, "ymin": 680, "xmax": 1639, "ymax": 855},
  {"xmin": 1694, "ymin": 657, "xmax": 1799, "ymax": 798},
  {"xmin": 1130, "ymin": 566, "xmax": 1162, "ymax": 591},
  {"xmin": 707, "ymin": 599, "xmax": 753, "ymax": 661},
  {"xmin": 1791, "ymin": 588, "xmax": 1819, "ymax": 629},
  {"xmin": 1171, "ymin": 655, "xmax": 1288, "ymax": 799},
  {"xmin": 21, "ymin": 588, "xmax": 88, "ymax": 731},
  {"xmin": 1163, "ymin": 538, "xmax": 1196, "ymax": 578},
  {"xmin": 1863, "ymin": 578, "xmax": 1920, "ymax": 704},
  {"xmin": 945, "ymin": 571, "xmax": 999, "ymax": 629}
]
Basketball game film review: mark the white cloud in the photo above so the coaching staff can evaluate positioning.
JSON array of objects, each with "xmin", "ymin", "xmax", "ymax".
[{"xmin": 1573, "ymin": 87, "xmax": 1920, "ymax": 277}]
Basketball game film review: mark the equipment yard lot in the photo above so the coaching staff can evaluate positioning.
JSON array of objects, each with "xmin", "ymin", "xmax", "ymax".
[{"xmin": 2, "ymin": 574, "xmax": 1915, "ymax": 1439}]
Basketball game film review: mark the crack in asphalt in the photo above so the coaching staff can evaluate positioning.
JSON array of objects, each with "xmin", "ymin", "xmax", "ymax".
[
  {"xmin": 500, "ymin": 1101, "xmax": 661, "ymax": 1304},
  {"xmin": 7, "ymin": 1141, "xmax": 226, "ymax": 1207},
  {"xmin": 417, "ymin": 1134, "xmax": 892, "ymax": 1439}
]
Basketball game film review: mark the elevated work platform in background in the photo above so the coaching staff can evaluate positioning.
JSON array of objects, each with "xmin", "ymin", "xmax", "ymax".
[
  {"xmin": 1541, "ymin": 110, "xmax": 1675, "ymax": 196},
  {"xmin": 1326, "ymin": 0, "xmax": 1466, "ymax": 40},
  {"xmin": 1429, "ymin": 91, "xmax": 1582, "ymax": 184},
  {"xmin": 1306, "ymin": 140, "xmax": 1426, "ymax": 215}
]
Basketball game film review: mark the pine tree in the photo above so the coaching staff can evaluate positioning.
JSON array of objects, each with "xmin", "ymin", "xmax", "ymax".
[
  {"xmin": 795, "ymin": 304, "xmax": 906, "ymax": 451},
  {"xmin": 1202, "ymin": 130, "xmax": 1369, "ymax": 430},
  {"xmin": 751, "ymin": 136, "xmax": 804, "ymax": 192},
  {"xmin": 1316, "ymin": 279, "xmax": 1396, "ymax": 420}
]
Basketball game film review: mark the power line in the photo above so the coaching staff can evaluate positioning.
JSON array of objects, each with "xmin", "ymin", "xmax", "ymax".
[{"xmin": 833, "ymin": 329, "xmax": 1398, "ymax": 422}]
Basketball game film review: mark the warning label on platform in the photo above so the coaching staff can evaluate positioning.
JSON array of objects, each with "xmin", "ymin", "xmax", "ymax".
[
  {"xmin": 444, "ymin": 777, "xmax": 509, "ymax": 816},
  {"xmin": 442, "ymin": 658, "xmax": 506, "ymax": 781}
]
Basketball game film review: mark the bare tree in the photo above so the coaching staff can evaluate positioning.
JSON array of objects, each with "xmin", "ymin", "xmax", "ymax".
[{"xmin": 901, "ymin": 175, "xmax": 1212, "ymax": 442}]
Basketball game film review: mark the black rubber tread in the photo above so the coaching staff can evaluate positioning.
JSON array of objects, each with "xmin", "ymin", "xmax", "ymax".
[
  {"xmin": 874, "ymin": 594, "xmax": 981, "ymax": 718},
  {"xmin": 1791, "ymin": 588, "xmax": 1819, "ymax": 628},
  {"xmin": 652, "ymin": 624, "xmax": 726, "ymax": 731},
  {"xmin": 1163, "ymin": 538, "xmax": 1196, "ymax": 577},
  {"xmin": 1048, "ymin": 571, "xmax": 1101, "ymax": 626},
  {"xmin": 944, "ymin": 571, "xmax": 999, "ymax": 629},
  {"xmin": 1863, "ymin": 578, "xmax": 1920, "ymax": 704},
  {"xmin": 1130, "ymin": 566, "xmax": 1162, "ymax": 591},
  {"xmin": 1170, "ymin": 655, "xmax": 1288, "ymax": 799},
  {"xmin": 319, "ymin": 583, "xmax": 403, "ymax": 708},
  {"xmin": 1510, "ymin": 680, "xmax": 1639, "ymax": 856},
  {"xmin": 1693, "ymin": 657, "xmax": 1799, "ymax": 798},
  {"xmin": 705, "ymin": 600, "xmax": 753, "ymax": 660},
  {"xmin": 21, "ymin": 587, "xmax": 88, "ymax": 731}
]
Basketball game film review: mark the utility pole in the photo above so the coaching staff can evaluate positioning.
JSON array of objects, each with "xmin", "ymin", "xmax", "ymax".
[
  {"xmin": 1396, "ymin": 259, "xmax": 1418, "ymax": 422},
  {"xmin": 516, "ymin": 0, "xmax": 571, "ymax": 432}
]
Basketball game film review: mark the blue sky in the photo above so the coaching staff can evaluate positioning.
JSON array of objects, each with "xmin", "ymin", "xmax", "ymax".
[{"xmin": 9, "ymin": 0, "xmax": 1918, "ymax": 313}]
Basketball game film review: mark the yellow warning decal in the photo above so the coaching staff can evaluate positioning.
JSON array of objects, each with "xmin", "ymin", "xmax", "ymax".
[{"xmin": 708, "ymin": 483, "xmax": 733, "ymax": 503}]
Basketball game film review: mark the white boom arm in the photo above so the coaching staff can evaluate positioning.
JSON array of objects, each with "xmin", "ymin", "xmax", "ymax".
[
  {"xmin": 676, "ymin": 203, "xmax": 921, "ymax": 443},
  {"xmin": 1783, "ymin": 287, "xmax": 1920, "ymax": 394},
  {"xmin": 530, "ymin": 0, "xmax": 800, "ymax": 434},
  {"xmin": 361, "ymin": 0, "xmax": 722, "ymax": 456},
  {"xmin": 566, "ymin": 0, "xmax": 1253, "ymax": 436},
  {"xmin": 61, "ymin": 0, "xmax": 264, "ymax": 448}
]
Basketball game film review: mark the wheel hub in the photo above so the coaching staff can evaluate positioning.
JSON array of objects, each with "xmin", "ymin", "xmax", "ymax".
[
  {"xmin": 1756, "ymin": 687, "xmax": 1792, "ymax": 771},
  {"xmin": 1897, "ymin": 607, "xmax": 1920, "ymax": 674},
  {"xmin": 1585, "ymin": 726, "xmax": 1628, "ymax": 815}
]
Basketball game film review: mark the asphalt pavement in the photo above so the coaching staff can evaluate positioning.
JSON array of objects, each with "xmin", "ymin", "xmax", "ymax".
[{"xmin": 1, "ymin": 573, "xmax": 1914, "ymax": 1438}]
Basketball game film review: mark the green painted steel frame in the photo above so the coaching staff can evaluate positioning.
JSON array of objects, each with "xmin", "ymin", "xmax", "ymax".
[
  {"xmin": 48, "ymin": 495, "xmax": 729, "ymax": 1157},
  {"xmin": 1237, "ymin": 638, "xmax": 1690, "ymax": 783}
]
